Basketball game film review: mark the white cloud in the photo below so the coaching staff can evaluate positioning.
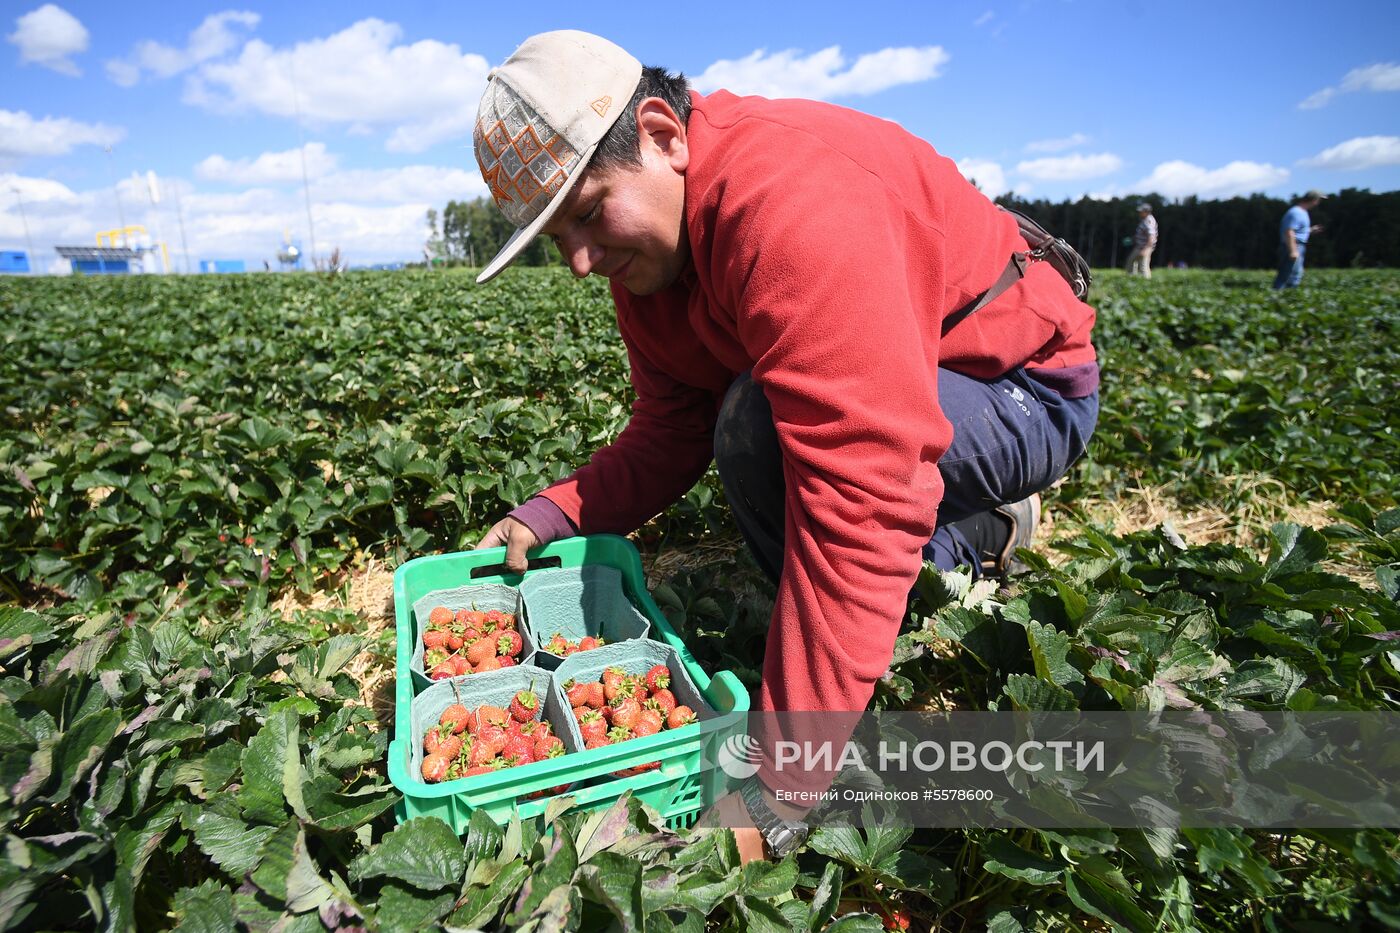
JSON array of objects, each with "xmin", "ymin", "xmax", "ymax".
[
  {"xmin": 1341, "ymin": 62, "xmax": 1400, "ymax": 93},
  {"xmin": 1299, "ymin": 61, "xmax": 1400, "ymax": 109},
  {"xmin": 196, "ymin": 142, "xmax": 338, "ymax": 185},
  {"xmin": 691, "ymin": 44, "xmax": 949, "ymax": 100},
  {"xmin": 1300, "ymin": 135, "xmax": 1400, "ymax": 171},
  {"xmin": 105, "ymin": 10, "xmax": 259, "ymax": 87},
  {"xmin": 1016, "ymin": 152, "xmax": 1122, "ymax": 181},
  {"xmin": 184, "ymin": 19, "xmax": 491, "ymax": 152},
  {"xmin": 973, "ymin": 11, "xmax": 995, "ymax": 27},
  {"xmin": 1134, "ymin": 160, "xmax": 1288, "ymax": 198},
  {"xmin": 0, "ymin": 109, "xmax": 124, "ymax": 159},
  {"xmin": 312, "ymin": 164, "xmax": 484, "ymax": 204},
  {"xmin": 954, "ymin": 158, "xmax": 1008, "ymax": 196},
  {"xmin": 1025, "ymin": 133, "xmax": 1090, "ymax": 154},
  {"xmin": 7, "ymin": 4, "xmax": 88, "ymax": 76},
  {"xmin": 1, "ymin": 172, "xmax": 78, "ymax": 204}
]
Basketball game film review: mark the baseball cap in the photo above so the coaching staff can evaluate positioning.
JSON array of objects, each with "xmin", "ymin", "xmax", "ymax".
[
  {"xmin": 473, "ymin": 30, "xmax": 642, "ymax": 284},
  {"xmin": 1303, "ymin": 189, "xmax": 1327, "ymax": 201},
  {"xmin": 1136, "ymin": 202, "xmax": 1152, "ymax": 211}
]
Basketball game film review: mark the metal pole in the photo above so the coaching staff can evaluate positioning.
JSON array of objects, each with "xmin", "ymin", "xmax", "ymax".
[
  {"xmin": 169, "ymin": 181, "xmax": 192, "ymax": 274},
  {"xmin": 11, "ymin": 187, "xmax": 37, "ymax": 274},
  {"xmin": 103, "ymin": 146, "xmax": 128, "ymax": 245}
]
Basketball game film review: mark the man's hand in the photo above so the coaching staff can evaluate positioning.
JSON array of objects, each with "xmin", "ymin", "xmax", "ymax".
[
  {"xmin": 699, "ymin": 791, "xmax": 770, "ymax": 864},
  {"xmin": 1312, "ymin": 224, "xmax": 1324, "ymax": 234},
  {"xmin": 473, "ymin": 516, "xmax": 540, "ymax": 574}
]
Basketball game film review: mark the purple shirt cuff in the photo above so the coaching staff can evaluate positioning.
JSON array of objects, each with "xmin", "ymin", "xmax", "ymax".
[
  {"xmin": 508, "ymin": 497, "xmax": 578, "ymax": 545},
  {"xmin": 1025, "ymin": 361, "xmax": 1099, "ymax": 398}
]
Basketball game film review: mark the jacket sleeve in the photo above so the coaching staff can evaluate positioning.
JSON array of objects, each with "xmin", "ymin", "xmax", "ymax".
[
  {"xmin": 536, "ymin": 324, "xmax": 724, "ymax": 536},
  {"xmin": 699, "ymin": 137, "xmax": 952, "ymax": 718}
]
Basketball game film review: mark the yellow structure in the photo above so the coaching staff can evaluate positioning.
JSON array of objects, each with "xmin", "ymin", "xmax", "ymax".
[{"xmin": 96, "ymin": 225, "xmax": 171, "ymax": 273}]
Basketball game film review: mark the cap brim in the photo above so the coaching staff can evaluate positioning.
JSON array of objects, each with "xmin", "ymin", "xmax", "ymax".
[{"xmin": 476, "ymin": 140, "xmax": 598, "ymax": 285}]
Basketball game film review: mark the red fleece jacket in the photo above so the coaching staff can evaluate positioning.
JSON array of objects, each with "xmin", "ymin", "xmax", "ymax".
[{"xmin": 534, "ymin": 90, "xmax": 1097, "ymax": 717}]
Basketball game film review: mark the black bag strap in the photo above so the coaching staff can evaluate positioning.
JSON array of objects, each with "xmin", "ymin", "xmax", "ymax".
[{"xmin": 942, "ymin": 207, "xmax": 1092, "ymax": 336}]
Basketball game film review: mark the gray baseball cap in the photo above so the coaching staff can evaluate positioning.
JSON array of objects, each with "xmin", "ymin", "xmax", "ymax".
[{"xmin": 473, "ymin": 31, "xmax": 643, "ymax": 284}]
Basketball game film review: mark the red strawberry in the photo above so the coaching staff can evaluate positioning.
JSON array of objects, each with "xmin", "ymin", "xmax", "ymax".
[
  {"xmin": 584, "ymin": 734, "xmax": 611, "ymax": 750},
  {"xmin": 429, "ymin": 660, "xmax": 457, "ymax": 680},
  {"xmin": 440, "ymin": 704, "xmax": 472, "ymax": 734},
  {"xmin": 609, "ymin": 697, "xmax": 642, "ymax": 732},
  {"xmin": 497, "ymin": 656, "xmax": 516, "ymax": 668},
  {"xmin": 423, "ymin": 647, "xmax": 449, "ymax": 669},
  {"xmin": 445, "ymin": 631, "xmax": 465, "ymax": 651},
  {"xmin": 467, "ymin": 737, "xmax": 496, "ymax": 768},
  {"xmin": 635, "ymin": 709, "xmax": 664, "ymax": 736},
  {"xmin": 421, "ymin": 753, "xmax": 451, "ymax": 783},
  {"xmin": 424, "ymin": 725, "xmax": 463, "ymax": 759},
  {"xmin": 509, "ymin": 690, "xmax": 539, "ymax": 723},
  {"xmin": 477, "ymin": 705, "xmax": 510, "ymax": 728},
  {"xmin": 882, "ymin": 908, "xmax": 911, "ymax": 931},
  {"xmin": 644, "ymin": 664, "xmax": 671, "ymax": 693},
  {"xmin": 475, "ymin": 722, "xmax": 508, "ymax": 757},
  {"xmin": 496, "ymin": 631, "xmax": 523, "ymax": 658},
  {"xmin": 578, "ymin": 709, "xmax": 607, "ymax": 743},
  {"xmin": 475, "ymin": 656, "xmax": 502, "ymax": 672},
  {"xmin": 502, "ymin": 736, "xmax": 534, "ymax": 764},
  {"xmin": 536, "ymin": 734, "xmax": 565, "ymax": 758},
  {"xmin": 466, "ymin": 638, "xmax": 495, "ymax": 666},
  {"xmin": 648, "ymin": 689, "xmax": 677, "ymax": 717},
  {"xmin": 428, "ymin": 606, "xmax": 453, "ymax": 626},
  {"xmin": 666, "ymin": 706, "xmax": 697, "ymax": 729},
  {"xmin": 454, "ymin": 608, "xmax": 478, "ymax": 626},
  {"xmin": 423, "ymin": 629, "xmax": 449, "ymax": 651},
  {"xmin": 613, "ymin": 761, "xmax": 660, "ymax": 777},
  {"xmin": 546, "ymin": 634, "xmax": 570, "ymax": 654},
  {"xmin": 579, "ymin": 636, "xmax": 600, "ymax": 651},
  {"xmin": 606, "ymin": 725, "xmax": 633, "ymax": 744},
  {"xmin": 586, "ymin": 682, "xmax": 606, "ymax": 709},
  {"xmin": 601, "ymin": 667, "xmax": 626, "ymax": 701},
  {"xmin": 463, "ymin": 764, "xmax": 494, "ymax": 777},
  {"xmin": 565, "ymin": 679, "xmax": 591, "ymax": 707}
]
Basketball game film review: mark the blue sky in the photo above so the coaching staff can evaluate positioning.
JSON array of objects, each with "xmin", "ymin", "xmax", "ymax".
[{"xmin": 3, "ymin": 0, "xmax": 1398, "ymax": 270}]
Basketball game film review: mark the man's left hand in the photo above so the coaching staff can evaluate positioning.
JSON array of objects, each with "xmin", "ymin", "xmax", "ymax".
[{"xmin": 699, "ymin": 791, "xmax": 770, "ymax": 864}]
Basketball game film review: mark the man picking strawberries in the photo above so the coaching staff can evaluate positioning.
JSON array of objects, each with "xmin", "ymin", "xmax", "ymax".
[{"xmin": 472, "ymin": 31, "xmax": 1099, "ymax": 861}]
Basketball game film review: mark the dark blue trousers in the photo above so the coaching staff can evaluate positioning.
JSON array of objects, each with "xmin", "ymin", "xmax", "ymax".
[{"xmin": 713, "ymin": 367, "xmax": 1099, "ymax": 582}]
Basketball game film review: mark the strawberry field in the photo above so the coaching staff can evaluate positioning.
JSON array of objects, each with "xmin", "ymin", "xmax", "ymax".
[{"xmin": 1, "ymin": 266, "xmax": 1398, "ymax": 932}]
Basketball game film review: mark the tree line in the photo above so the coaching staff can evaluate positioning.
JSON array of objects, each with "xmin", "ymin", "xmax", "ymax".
[{"xmin": 426, "ymin": 186, "xmax": 1400, "ymax": 271}]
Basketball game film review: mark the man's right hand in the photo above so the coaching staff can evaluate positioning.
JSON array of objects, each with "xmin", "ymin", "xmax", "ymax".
[{"xmin": 474, "ymin": 517, "xmax": 541, "ymax": 574}]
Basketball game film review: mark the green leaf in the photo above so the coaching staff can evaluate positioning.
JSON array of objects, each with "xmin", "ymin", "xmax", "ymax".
[
  {"xmin": 49, "ymin": 708, "xmax": 120, "ymax": 803},
  {"xmin": 805, "ymin": 824, "xmax": 868, "ymax": 867},
  {"xmin": 574, "ymin": 850, "xmax": 643, "ymax": 931},
  {"xmin": 980, "ymin": 833, "xmax": 1065, "ymax": 885},
  {"xmin": 351, "ymin": 817, "xmax": 465, "ymax": 890},
  {"xmin": 513, "ymin": 827, "xmax": 579, "ymax": 918},
  {"xmin": 169, "ymin": 879, "xmax": 237, "ymax": 932},
  {"xmin": 1064, "ymin": 869, "xmax": 1156, "ymax": 933},
  {"xmin": 188, "ymin": 810, "xmax": 278, "ymax": 877},
  {"xmin": 1263, "ymin": 523, "xmax": 1328, "ymax": 580},
  {"xmin": 806, "ymin": 860, "xmax": 844, "ymax": 931},
  {"xmin": 1003, "ymin": 673, "xmax": 1080, "ymax": 711},
  {"xmin": 825, "ymin": 914, "xmax": 886, "ymax": 932},
  {"xmin": 447, "ymin": 858, "xmax": 528, "ymax": 930},
  {"xmin": 1026, "ymin": 621, "xmax": 1085, "ymax": 687},
  {"xmin": 373, "ymin": 882, "xmax": 456, "ymax": 933},
  {"xmin": 737, "ymin": 855, "xmax": 799, "ymax": 899}
]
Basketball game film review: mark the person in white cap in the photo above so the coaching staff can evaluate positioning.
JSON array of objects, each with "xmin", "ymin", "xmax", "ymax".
[
  {"xmin": 1126, "ymin": 202, "xmax": 1157, "ymax": 278},
  {"xmin": 471, "ymin": 30, "xmax": 1100, "ymax": 859}
]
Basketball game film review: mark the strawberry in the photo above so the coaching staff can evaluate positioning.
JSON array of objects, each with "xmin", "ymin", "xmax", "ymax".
[
  {"xmin": 454, "ymin": 608, "xmax": 478, "ymax": 626},
  {"xmin": 606, "ymin": 725, "xmax": 633, "ymax": 745},
  {"xmin": 477, "ymin": 705, "xmax": 510, "ymax": 729},
  {"xmin": 423, "ymin": 647, "xmax": 449, "ymax": 669},
  {"xmin": 502, "ymin": 736, "xmax": 535, "ymax": 764},
  {"xmin": 635, "ymin": 709, "xmax": 664, "ymax": 736},
  {"xmin": 421, "ymin": 753, "xmax": 451, "ymax": 783},
  {"xmin": 509, "ymin": 689, "xmax": 539, "ymax": 723},
  {"xmin": 445, "ymin": 631, "xmax": 465, "ymax": 651},
  {"xmin": 601, "ymin": 667, "xmax": 626, "ymax": 701},
  {"xmin": 578, "ymin": 635, "xmax": 601, "ymax": 651},
  {"xmin": 546, "ymin": 634, "xmax": 570, "ymax": 654},
  {"xmin": 578, "ymin": 709, "xmax": 607, "ymax": 743},
  {"xmin": 536, "ymin": 734, "xmax": 565, "ymax": 758},
  {"xmin": 429, "ymin": 660, "xmax": 457, "ymax": 680},
  {"xmin": 613, "ymin": 761, "xmax": 660, "ymax": 777},
  {"xmin": 475, "ymin": 722, "xmax": 508, "ymax": 757},
  {"xmin": 424, "ymin": 725, "xmax": 463, "ymax": 759},
  {"xmin": 586, "ymin": 682, "xmax": 606, "ymax": 709},
  {"xmin": 451, "ymin": 654, "xmax": 472, "ymax": 676},
  {"xmin": 644, "ymin": 664, "xmax": 671, "ymax": 693},
  {"xmin": 440, "ymin": 703, "xmax": 472, "ymax": 734},
  {"xmin": 475, "ymin": 656, "xmax": 502, "ymax": 672},
  {"xmin": 466, "ymin": 638, "xmax": 495, "ymax": 666},
  {"xmin": 666, "ymin": 706, "xmax": 697, "ymax": 729},
  {"xmin": 496, "ymin": 631, "xmax": 523, "ymax": 658},
  {"xmin": 463, "ymin": 764, "xmax": 494, "ymax": 777},
  {"xmin": 467, "ymin": 736, "xmax": 496, "ymax": 768},
  {"xmin": 515, "ymin": 719, "xmax": 541, "ymax": 740},
  {"xmin": 609, "ymin": 696, "xmax": 642, "ymax": 732},
  {"xmin": 648, "ymin": 688, "xmax": 677, "ymax": 717},
  {"xmin": 882, "ymin": 908, "xmax": 911, "ymax": 931},
  {"xmin": 497, "ymin": 656, "xmax": 516, "ymax": 668},
  {"xmin": 428, "ymin": 606, "xmax": 453, "ymax": 626},
  {"xmin": 565, "ymin": 679, "xmax": 591, "ymax": 707},
  {"xmin": 422, "ymin": 629, "xmax": 449, "ymax": 651},
  {"xmin": 584, "ymin": 734, "xmax": 611, "ymax": 750}
]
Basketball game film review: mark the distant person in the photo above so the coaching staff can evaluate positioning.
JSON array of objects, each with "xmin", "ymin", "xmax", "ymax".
[
  {"xmin": 1274, "ymin": 190, "xmax": 1325, "ymax": 289},
  {"xmin": 1125, "ymin": 203, "xmax": 1157, "ymax": 278}
]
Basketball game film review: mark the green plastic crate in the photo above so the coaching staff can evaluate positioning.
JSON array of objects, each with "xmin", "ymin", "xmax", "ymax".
[
  {"xmin": 389, "ymin": 534, "xmax": 751, "ymax": 833},
  {"xmin": 406, "ymin": 581, "xmax": 535, "ymax": 692}
]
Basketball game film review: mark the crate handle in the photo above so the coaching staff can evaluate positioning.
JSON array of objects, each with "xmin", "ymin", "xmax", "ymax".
[{"xmin": 470, "ymin": 555, "xmax": 562, "ymax": 578}]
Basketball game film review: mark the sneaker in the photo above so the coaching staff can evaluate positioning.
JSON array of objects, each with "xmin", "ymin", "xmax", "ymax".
[{"xmin": 983, "ymin": 493, "xmax": 1040, "ymax": 578}]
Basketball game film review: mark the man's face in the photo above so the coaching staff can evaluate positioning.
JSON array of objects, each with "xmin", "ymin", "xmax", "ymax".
[{"xmin": 542, "ymin": 124, "xmax": 689, "ymax": 295}]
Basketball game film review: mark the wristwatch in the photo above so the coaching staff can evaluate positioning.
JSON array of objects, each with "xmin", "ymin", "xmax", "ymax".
[{"xmin": 739, "ymin": 778, "xmax": 810, "ymax": 858}]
